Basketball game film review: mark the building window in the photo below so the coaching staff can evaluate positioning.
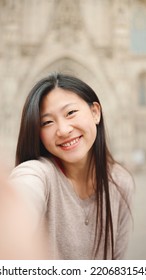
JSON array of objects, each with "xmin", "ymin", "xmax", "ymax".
[
  {"xmin": 131, "ymin": 7, "xmax": 146, "ymax": 54},
  {"xmin": 138, "ymin": 73, "xmax": 146, "ymax": 106}
]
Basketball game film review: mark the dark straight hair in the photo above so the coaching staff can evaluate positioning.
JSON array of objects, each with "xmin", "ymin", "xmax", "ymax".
[{"xmin": 16, "ymin": 72, "xmax": 115, "ymax": 259}]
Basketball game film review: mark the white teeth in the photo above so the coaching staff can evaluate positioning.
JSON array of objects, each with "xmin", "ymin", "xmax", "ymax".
[{"xmin": 61, "ymin": 138, "xmax": 79, "ymax": 147}]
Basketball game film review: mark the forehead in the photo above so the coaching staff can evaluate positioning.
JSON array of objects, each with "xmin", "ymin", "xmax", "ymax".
[{"xmin": 40, "ymin": 88, "xmax": 86, "ymax": 110}]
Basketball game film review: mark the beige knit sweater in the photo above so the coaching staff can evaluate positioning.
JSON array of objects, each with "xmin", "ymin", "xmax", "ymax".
[{"xmin": 9, "ymin": 157, "xmax": 134, "ymax": 260}]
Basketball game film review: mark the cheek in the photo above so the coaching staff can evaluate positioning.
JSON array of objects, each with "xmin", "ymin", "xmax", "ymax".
[
  {"xmin": 84, "ymin": 115, "xmax": 97, "ymax": 131},
  {"xmin": 40, "ymin": 130, "xmax": 50, "ymax": 146},
  {"xmin": 87, "ymin": 119, "xmax": 97, "ymax": 140},
  {"xmin": 40, "ymin": 130, "xmax": 45, "ymax": 142},
  {"xmin": 40, "ymin": 128, "xmax": 57, "ymax": 152},
  {"xmin": 91, "ymin": 124, "xmax": 97, "ymax": 138}
]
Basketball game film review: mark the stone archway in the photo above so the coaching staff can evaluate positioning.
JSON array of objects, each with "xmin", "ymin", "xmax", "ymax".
[{"xmin": 16, "ymin": 53, "xmax": 119, "ymax": 114}]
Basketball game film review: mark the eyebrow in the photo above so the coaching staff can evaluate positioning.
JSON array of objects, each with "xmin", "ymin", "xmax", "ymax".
[{"xmin": 40, "ymin": 103, "xmax": 78, "ymax": 119}]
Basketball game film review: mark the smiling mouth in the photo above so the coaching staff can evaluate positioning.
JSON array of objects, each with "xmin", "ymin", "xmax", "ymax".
[{"xmin": 59, "ymin": 136, "xmax": 81, "ymax": 148}]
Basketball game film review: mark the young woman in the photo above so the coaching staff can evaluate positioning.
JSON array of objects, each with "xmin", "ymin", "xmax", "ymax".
[{"xmin": 10, "ymin": 73, "xmax": 134, "ymax": 260}]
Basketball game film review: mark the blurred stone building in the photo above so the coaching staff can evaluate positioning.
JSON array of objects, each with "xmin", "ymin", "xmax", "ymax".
[{"xmin": 0, "ymin": 0, "xmax": 146, "ymax": 170}]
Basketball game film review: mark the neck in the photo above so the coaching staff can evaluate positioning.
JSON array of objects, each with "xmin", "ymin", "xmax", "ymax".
[
  {"xmin": 61, "ymin": 153, "xmax": 96, "ymax": 199},
  {"xmin": 65, "ymin": 161, "xmax": 91, "ymax": 182},
  {"xmin": 63, "ymin": 149, "xmax": 94, "ymax": 178}
]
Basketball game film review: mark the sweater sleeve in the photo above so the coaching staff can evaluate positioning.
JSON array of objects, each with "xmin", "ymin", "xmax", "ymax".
[
  {"xmin": 113, "ymin": 168, "xmax": 135, "ymax": 260},
  {"xmin": 9, "ymin": 159, "xmax": 49, "ymax": 229}
]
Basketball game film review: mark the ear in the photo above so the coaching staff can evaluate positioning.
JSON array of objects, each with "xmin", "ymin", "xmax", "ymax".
[{"xmin": 90, "ymin": 102, "xmax": 101, "ymax": 124}]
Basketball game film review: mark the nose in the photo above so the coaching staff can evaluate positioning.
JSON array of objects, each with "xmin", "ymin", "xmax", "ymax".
[{"xmin": 56, "ymin": 120, "xmax": 73, "ymax": 137}]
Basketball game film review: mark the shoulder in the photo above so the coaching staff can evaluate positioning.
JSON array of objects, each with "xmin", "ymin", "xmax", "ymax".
[
  {"xmin": 9, "ymin": 157, "xmax": 57, "ymax": 182},
  {"xmin": 110, "ymin": 163, "xmax": 135, "ymax": 198},
  {"xmin": 9, "ymin": 157, "xmax": 60, "ymax": 200}
]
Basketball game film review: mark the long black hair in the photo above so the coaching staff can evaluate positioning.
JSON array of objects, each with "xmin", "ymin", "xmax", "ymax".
[{"xmin": 16, "ymin": 72, "xmax": 115, "ymax": 259}]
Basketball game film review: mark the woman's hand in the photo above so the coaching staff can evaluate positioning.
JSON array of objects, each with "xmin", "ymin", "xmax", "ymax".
[{"xmin": 0, "ymin": 166, "xmax": 47, "ymax": 259}]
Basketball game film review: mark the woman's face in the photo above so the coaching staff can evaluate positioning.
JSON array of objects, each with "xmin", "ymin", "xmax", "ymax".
[{"xmin": 40, "ymin": 87, "xmax": 101, "ymax": 166}]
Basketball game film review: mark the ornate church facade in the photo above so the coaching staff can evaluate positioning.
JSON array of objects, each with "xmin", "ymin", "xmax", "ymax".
[{"xmin": 0, "ymin": 0, "xmax": 146, "ymax": 170}]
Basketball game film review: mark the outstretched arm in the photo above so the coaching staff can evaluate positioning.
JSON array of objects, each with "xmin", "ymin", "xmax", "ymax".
[{"xmin": 0, "ymin": 163, "xmax": 48, "ymax": 259}]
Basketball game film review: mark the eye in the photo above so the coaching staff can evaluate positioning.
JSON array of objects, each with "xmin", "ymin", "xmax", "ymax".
[
  {"xmin": 66, "ymin": 110, "xmax": 78, "ymax": 117},
  {"xmin": 41, "ymin": 120, "xmax": 53, "ymax": 127}
]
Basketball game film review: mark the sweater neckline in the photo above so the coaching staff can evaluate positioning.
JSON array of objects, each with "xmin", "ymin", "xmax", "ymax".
[{"xmin": 49, "ymin": 157, "xmax": 96, "ymax": 204}]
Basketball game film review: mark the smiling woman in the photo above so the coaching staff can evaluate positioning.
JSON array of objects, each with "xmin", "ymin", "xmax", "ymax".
[
  {"xmin": 9, "ymin": 72, "xmax": 134, "ymax": 260},
  {"xmin": 39, "ymin": 88, "xmax": 100, "ymax": 166}
]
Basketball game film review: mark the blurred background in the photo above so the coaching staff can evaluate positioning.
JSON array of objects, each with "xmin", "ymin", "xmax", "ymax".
[{"xmin": 0, "ymin": 0, "xmax": 145, "ymax": 259}]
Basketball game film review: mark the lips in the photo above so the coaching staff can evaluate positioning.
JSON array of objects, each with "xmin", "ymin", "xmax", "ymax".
[{"xmin": 58, "ymin": 136, "xmax": 82, "ymax": 149}]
